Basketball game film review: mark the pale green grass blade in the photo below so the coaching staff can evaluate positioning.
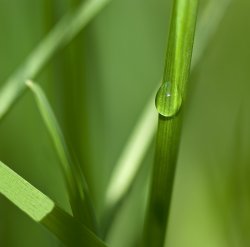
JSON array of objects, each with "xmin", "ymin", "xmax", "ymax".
[
  {"xmin": 26, "ymin": 80, "xmax": 98, "ymax": 233},
  {"xmin": 142, "ymin": 0, "xmax": 199, "ymax": 246},
  {"xmin": 101, "ymin": 95, "xmax": 157, "ymax": 235},
  {"xmin": 0, "ymin": 0, "xmax": 111, "ymax": 120},
  {"xmin": 104, "ymin": 0, "xmax": 232, "ymax": 234},
  {"xmin": 192, "ymin": 0, "xmax": 232, "ymax": 67},
  {"xmin": 0, "ymin": 161, "xmax": 54, "ymax": 223},
  {"xmin": 0, "ymin": 160, "xmax": 108, "ymax": 247},
  {"xmin": 105, "ymin": 95, "xmax": 157, "ymax": 209}
]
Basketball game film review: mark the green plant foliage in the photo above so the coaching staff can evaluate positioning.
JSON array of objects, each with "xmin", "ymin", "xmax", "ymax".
[
  {"xmin": 105, "ymin": 0, "xmax": 230, "ymax": 201},
  {"xmin": 142, "ymin": 0, "xmax": 199, "ymax": 246},
  {"xmin": 103, "ymin": 1, "xmax": 233, "ymax": 239},
  {"xmin": 0, "ymin": 0, "xmax": 110, "ymax": 120},
  {"xmin": 26, "ymin": 80, "xmax": 97, "ymax": 233},
  {"xmin": 1, "ymin": 0, "xmax": 248, "ymax": 246},
  {"xmin": 0, "ymin": 160, "xmax": 108, "ymax": 247}
]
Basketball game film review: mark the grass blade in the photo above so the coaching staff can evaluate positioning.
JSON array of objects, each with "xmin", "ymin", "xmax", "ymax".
[
  {"xmin": 101, "ymin": 95, "xmax": 157, "ymax": 235},
  {"xmin": 0, "ymin": 160, "xmax": 108, "ymax": 247},
  {"xmin": 102, "ymin": 0, "xmax": 233, "ymax": 237},
  {"xmin": 105, "ymin": 95, "xmax": 157, "ymax": 209},
  {"xmin": 26, "ymin": 80, "xmax": 98, "ymax": 233},
  {"xmin": 142, "ymin": 0, "xmax": 199, "ymax": 246},
  {"xmin": 48, "ymin": 0, "xmax": 94, "ymax": 192},
  {"xmin": 0, "ymin": 0, "xmax": 111, "ymax": 120},
  {"xmin": 104, "ymin": 0, "xmax": 233, "ymax": 224},
  {"xmin": 192, "ymin": 0, "xmax": 232, "ymax": 67}
]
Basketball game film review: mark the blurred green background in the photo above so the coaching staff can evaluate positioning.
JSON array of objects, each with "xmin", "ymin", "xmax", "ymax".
[{"xmin": 0, "ymin": 0, "xmax": 250, "ymax": 246}]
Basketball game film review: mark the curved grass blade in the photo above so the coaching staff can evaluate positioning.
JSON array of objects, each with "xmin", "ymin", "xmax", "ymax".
[
  {"xmin": 0, "ymin": 160, "xmax": 108, "ymax": 247},
  {"xmin": 103, "ymin": 0, "xmax": 232, "ymax": 238},
  {"xmin": 26, "ymin": 80, "xmax": 98, "ymax": 233},
  {"xmin": 0, "ymin": 0, "xmax": 111, "ymax": 120},
  {"xmin": 142, "ymin": 0, "xmax": 199, "ymax": 246}
]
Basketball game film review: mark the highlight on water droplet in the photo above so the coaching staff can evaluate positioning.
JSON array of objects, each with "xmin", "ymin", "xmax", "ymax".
[{"xmin": 155, "ymin": 81, "xmax": 182, "ymax": 118}]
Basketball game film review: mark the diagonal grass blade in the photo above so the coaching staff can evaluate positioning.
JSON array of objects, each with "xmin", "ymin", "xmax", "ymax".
[
  {"xmin": 0, "ymin": 160, "xmax": 108, "ymax": 247},
  {"xmin": 0, "ymin": 0, "xmax": 111, "ymax": 120}
]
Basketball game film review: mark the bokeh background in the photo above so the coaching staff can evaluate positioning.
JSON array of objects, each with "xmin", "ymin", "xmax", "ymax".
[{"xmin": 0, "ymin": 0, "xmax": 250, "ymax": 246}]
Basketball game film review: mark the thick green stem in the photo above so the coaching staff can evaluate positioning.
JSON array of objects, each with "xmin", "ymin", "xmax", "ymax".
[{"xmin": 142, "ymin": 0, "xmax": 199, "ymax": 246}]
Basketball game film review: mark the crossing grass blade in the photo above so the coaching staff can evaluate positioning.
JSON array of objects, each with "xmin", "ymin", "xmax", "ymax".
[
  {"xmin": 142, "ymin": 0, "xmax": 199, "ymax": 246},
  {"xmin": 0, "ymin": 160, "xmax": 108, "ymax": 247},
  {"xmin": 26, "ymin": 80, "xmax": 98, "ymax": 233},
  {"xmin": 0, "ymin": 0, "xmax": 111, "ymax": 121}
]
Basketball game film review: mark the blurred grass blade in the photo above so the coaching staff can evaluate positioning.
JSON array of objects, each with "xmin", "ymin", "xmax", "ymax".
[
  {"xmin": 101, "ymin": 95, "xmax": 157, "ymax": 235},
  {"xmin": 142, "ymin": 0, "xmax": 199, "ymax": 246},
  {"xmin": 105, "ymin": 95, "xmax": 157, "ymax": 208},
  {"xmin": 104, "ymin": 0, "xmax": 232, "ymax": 234},
  {"xmin": 44, "ymin": 1, "xmax": 95, "ymax": 193},
  {"xmin": 26, "ymin": 80, "xmax": 98, "ymax": 233},
  {"xmin": 192, "ymin": 0, "xmax": 232, "ymax": 67},
  {"xmin": 0, "ymin": 0, "xmax": 111, "ymax": 120},
  {"xmin": 0, "ymin": 160, "xmax": 108, "ymax": 247}
]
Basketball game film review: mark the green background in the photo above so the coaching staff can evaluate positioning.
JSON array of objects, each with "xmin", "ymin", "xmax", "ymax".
[{"xmin": 0, "ymin": 0, "xmax": 249, "ymax": 246}]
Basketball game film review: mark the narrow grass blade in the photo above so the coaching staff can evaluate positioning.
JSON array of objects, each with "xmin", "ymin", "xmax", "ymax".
[
  {"xmin": 105, "ymin": 95, "xmax": 157, "ymax": 209},
  {"xmin": 100, "ymin": 95, "xmax": 157, "ymax": 235},
  {"xmin": 192, "ymin": 0, "xmax": 232, "ymax": 67},
  {"xmin": 0, "ymin": 0, "xmax": 111, "ymax": 120},
  {"xmin": 0, "ymin": 160, "xmax": 108, "ymax": 247},
  {"xmin": 142, "ymin": 0, "xmax": 199, "ymax": 246},
  {"xmin": 104, "ymin": 0, "xmax": 233, "ymax": 228},
  {"xmin": 26, "ymin": 80, "xmax": 98, "ymax": 233}
]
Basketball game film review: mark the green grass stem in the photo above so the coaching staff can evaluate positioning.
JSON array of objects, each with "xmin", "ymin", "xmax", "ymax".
[
  {"xmin": 103, "ymin": 0, "xmax": 232, "ymax": 239},
  {"xmin": 142, "ymin": 0, "xmax": 199, "ymax": 246}
]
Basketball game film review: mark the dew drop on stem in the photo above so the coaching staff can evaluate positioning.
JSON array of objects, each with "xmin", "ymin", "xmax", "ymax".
[{"xmin": 155, "ymin": 81, "xmax": 182, "ymax": 118}]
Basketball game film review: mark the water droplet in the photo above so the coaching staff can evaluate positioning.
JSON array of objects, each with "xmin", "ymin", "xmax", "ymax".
[{"xmin": 155, "ymin": 81, "xmax": 182, "ymax": 118}]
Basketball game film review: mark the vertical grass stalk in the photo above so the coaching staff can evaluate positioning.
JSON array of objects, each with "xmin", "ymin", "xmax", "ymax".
[
  {"xmin": 142, "ymin": 0, "xmax": 199, "ymax": 246},
  {"xmin": 55, "ymin": 0, "xmax": 94, "ymax": 193},
  {"xmin": 103, "ymin": 0, "xmax": 232, "ymax": 237}
]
